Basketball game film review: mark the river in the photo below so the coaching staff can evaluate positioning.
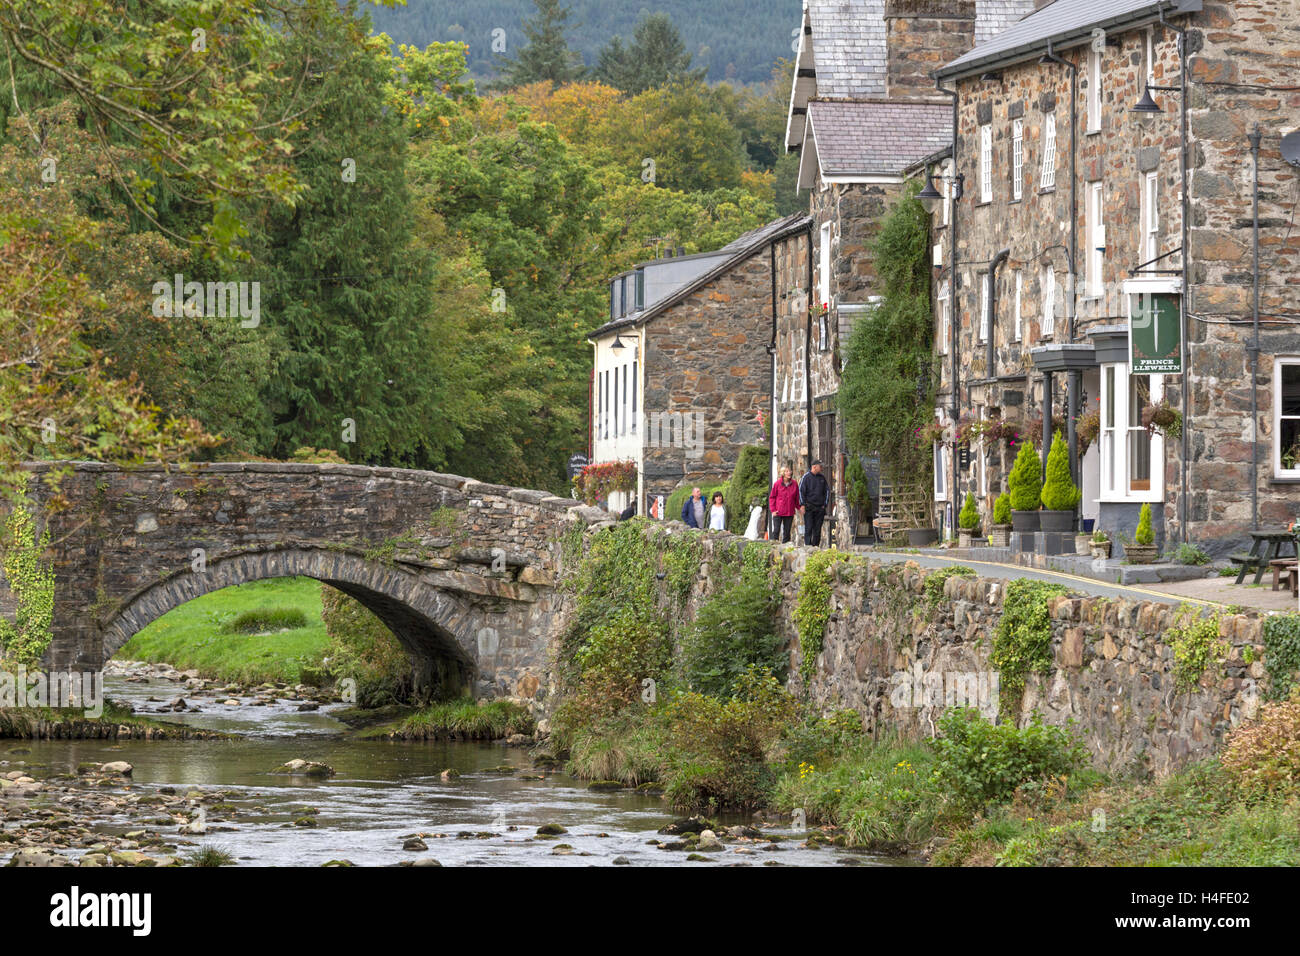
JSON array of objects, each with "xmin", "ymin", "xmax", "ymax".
[{"xmin": 2, "ymin": 672, "xmax": 902, "ymax": 867}]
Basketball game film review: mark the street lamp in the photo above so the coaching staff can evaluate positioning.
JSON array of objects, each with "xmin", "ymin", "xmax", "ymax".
[
  {"xmin": 918, "ymin": 170, "xmax": 963, "ymax": 215},
  {"xmin": 1131, "ymin": 85, "xmax": 1178, "ymax": 113}
]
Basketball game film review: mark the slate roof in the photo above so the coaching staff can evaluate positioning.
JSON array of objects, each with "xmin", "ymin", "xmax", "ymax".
[
  {"xmin": 941, "ymin": 0, "xmax": 1203, "ymax": 78},
  {"xmin": 806, "ymin": 0, "xmax": 888, "ymax": 99},
  {"xmin": 975, "ymin": 0, "xmax": 1038, "ymax": 44},
  {"xmin": 807, "ymin": 101, "xmax": 953, "ymax": 177},
  {"xmin": 589, "ymin": 213, "xmax": 813, "ymax": 339}
]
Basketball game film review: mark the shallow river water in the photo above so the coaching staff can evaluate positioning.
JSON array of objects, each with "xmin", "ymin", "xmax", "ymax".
[{"xmin": 7, "ymin": 675, "xmax": 903, "ymax": 867}]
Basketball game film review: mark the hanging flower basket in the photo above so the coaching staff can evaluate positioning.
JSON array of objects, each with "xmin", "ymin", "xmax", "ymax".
[
  {"xmin": 571, "ymin": 460, "xmax": 637, "ymax": 506},
  {"xmin": 1142, "ymin": 399, "xmax": 1182, "ymax": 440},
  {"xmin": 1075, "ymin": 407, "xmax": 1100, "ymax": 455},
  {"xmin": 915, "ymin": 421, "xmax": 947, "ymax": 448}
]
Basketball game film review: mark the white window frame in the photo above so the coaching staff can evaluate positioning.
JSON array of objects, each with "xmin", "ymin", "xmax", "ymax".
[
  {"xmin": 1141, "ymin": 171, "xmax": 1160, "ymax": 268},
  {"xmin": 1011, "ymin": 118, "xmax": 1024, "ymax": 201},
  {"xmin": 818, "ymin": 221, "xmax": 832, "ymax": 310},
  {"xmin": 933, "ymin": 412, "xmax": 951, "ymax": 503},
  {"xmin": 938, "ymin": 281, "xmax": 950, "ymax": 355},
  {"xmin": 1013, "ymin": 270, "xmax": 1023, "ymax": 342},
  {"xmin": 979, "ymin": 272, "xmax": 990, "ymax": 343},
  {"xmin": 1099, "ymin": 361, "xmax": 1165, "ymax": 502},
  {"xmin": 1087, "ymin": 181, "xmax": 1105, "ymax": 298},
  {"xmin": 1040, "ymin": 112, "xmax": 1057, "ymax": 190},
  {"xmin": 979, "ymin": 124, "xmax": 993, "ymax": 203},
  {"xmin": 1041, "ymin": 266, "xmax": 1056, "ymax": 338},
  {"xmin": 1274, "ymin": 356, "xmax": 1300, "ymax": 478},
  {"xmin": 1087, "ymin": 46, "xmax": 1102, "ymax": 133},
  {"xmin": 1144, "ymin": 27, "xmax": 1156, "ymax": 91}
]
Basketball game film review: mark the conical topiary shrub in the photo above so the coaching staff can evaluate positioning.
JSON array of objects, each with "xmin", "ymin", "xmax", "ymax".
[
  {"xmin": 959, "ymin": 492, "xmax": 980, "ymax": 530},
  {"xmin": 1040, "ymin": 430, "xmax": 1081, "ymax": 511},
  {"xmin": 1007, "ymin": 440, "xmax": 1042, "ymax": 512},
  {"xmin": 993, "ymin": 493, "xmax": 1012, "ymax": 526},
  {"xmin": 1135, "ymin": 502, "xmax": 1154, "ymax": 545}
]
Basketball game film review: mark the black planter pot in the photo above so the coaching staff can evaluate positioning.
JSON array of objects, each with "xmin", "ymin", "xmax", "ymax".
[
  {"xmin": 1040, "ymin": 510, "xmax": 1075, "ymax": 533},
  {"xmin": 1011, "ymin": 510, "xmax": 1040, "ymax": 533},
  {"xmin": 906, "ymin": 528, "xmax": 939, "ymax": 547}
]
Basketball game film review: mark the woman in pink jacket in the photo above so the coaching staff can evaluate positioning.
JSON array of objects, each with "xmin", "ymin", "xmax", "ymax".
[{"xmin": 769, "ymin": 466, "xmax": 801, "ymax": 543}]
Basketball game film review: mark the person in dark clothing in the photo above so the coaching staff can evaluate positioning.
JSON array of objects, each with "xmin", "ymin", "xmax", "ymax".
[
  {"xmin": 618, "ymin": 499, "xmax": 637, "ymax": 521},
  {"xmin": 799, "ymin": 460, "xmax": 831, "ymax": 547},
  {"xmin": 680, "ymin": 487, "xmax": 705, "ymax": 528}
]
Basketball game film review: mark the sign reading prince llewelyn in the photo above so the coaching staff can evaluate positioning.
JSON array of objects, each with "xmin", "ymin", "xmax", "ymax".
[{"xmin": 1129, "ymin": 292, "xmax": 1182, "ymax": 374}]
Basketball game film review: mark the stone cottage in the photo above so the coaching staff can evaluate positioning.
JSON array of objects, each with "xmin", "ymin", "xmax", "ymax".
[
  {"xmin": 587, "ymin": 214, "xmax": 811, "ymax": 514},
  {"xmin": 777, "ymin": 0, "xmax": 1035, "ymax": 542},
  {"xmin": 925, "ymin": 0, "xmax": 1300, "ymax": 553}
]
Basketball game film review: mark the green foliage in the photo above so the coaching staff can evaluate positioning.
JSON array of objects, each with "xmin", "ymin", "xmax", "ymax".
[
  {"xmin": 222, "ymin": 608, "xmax": 310, "ymax": 635},
  {"xmin": 1135, "ymin": 503, "xmax": 1155, "ymax": 546},
  {"xmin": 1039, "ymin": 431, "xmax": 1080, "ymax": 511},
  {"xmin": 1263, "ymin": 614, "xmax": 1300, "ymax": 700},
  {"xmin": 594, "ymin": 11, "xmax": 705, "ymax": 94},
  {"xmin": 1166, "ymin": 605, "xmax": 1226, "ymax": 693},
  {"xmin": 0, "ymin": 499, "xmax": 54, "ymax": 667},
  {"xmin": 663, "ymin": 668, "xmax": 798, "ymax": 811},
  {"xmin": 793, "ymin": 550, "xmax": 850, "ymax": 683},
  {"xmin": 494, "ymin": 0, "xmax": 587, "ymax": 87},
  {"xmin": 990, "ymin": 579, "xmax": 1068, "ymax": 718},
  {"xmin": 923, "ymin": 565, "xmax": 976, "ymax": 606},
  {"xmin": 993, "ymin": 492, "xmax": 1012, "ymax": 526},
  {"xmin": 1007, "ymin": 440, "xmax": 1043, "ymax": 512},
  {"xmin": 845, "ymin": 455, "xmax": 872, "ymax": 512},
  {"xmin": 1222, "ymin": 690, "xmax": 1300, "ymax": 795},
  {"xmin": 375, "ymin": 698, "xmax": 534, "ymax": 740},
  {"xmin": 958, "ymin": 492, "xmax": 980, "ymax": 531},
  {"xmin": 839, "ymin": 182, "xmax": 934, "ymax": 493},
  {"xmin": 320, "ymin": 586, "xmax": 416, "ymax": 707},
  {"xmin": 932, "ymin": 708, "xmax": 1086, "ymax": 811},
  {"xmin": 681, "ymin": 545, "xmax": 783, "ymax": 697},
  {"xmin": 727, "ymin": 445, "xmax": 772, "ymax": 533},
  {"xmin": 1167, "ymin": 542, "xmax": 1211, "ymax": 565}
]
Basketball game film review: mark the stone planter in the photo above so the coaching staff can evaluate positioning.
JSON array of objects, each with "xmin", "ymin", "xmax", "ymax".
[
  {"xmin": 1125, "ymin": 543, "xmax": 1158, "ymax": 564},
  {"xmin": 1074, "ymin": 533, "xmax": 1092, "ymax": 555},
  {"xmin": 1011, "ymin": 510, "xmax": 1040, "ymax": 533},
  {"xmin": 1090, "ymin": 541, "xmax": 1111, "ymax": 560},
  {"xmin": 1040, "ymin": 510, "xmax": 1075, "ymax": 533},
  {"xmin": 906, "ymin": 528, "xmax": 938, "ymax": 547},
  {"xmin": 958, "ymin": 529, "xmax": 981, "ymax": 549},
  {"xmin": 988, "ymin": 524, "xmax": 1011, "ymax": 547}
]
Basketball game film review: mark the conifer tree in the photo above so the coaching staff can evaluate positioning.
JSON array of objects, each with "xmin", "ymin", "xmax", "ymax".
[
  {"xmin": 1007, "ymin": 440, "xmax": 1043, "ymax": 512},
  {"xmin": 496, "ymin": 0, "xmax": 586, "ymax": 88},
  {"xmin": 1040, "ymin": 430, "xmax": 1080, "ymax": 511}
]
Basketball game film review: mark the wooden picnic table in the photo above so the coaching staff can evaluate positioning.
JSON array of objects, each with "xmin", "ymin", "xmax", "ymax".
[{"xmin": 1231, "ymin": 530, "xmax": 1298, "ymax": 585}]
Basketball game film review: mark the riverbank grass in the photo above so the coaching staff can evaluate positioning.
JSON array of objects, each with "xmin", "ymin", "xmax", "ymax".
[
  {"xmin": 362, "ymin": 699, "xmax": 534, "ymax": 740},
  {"xmin": 117, "ymin": 577, "xmax": 328, "ymax": 685}
]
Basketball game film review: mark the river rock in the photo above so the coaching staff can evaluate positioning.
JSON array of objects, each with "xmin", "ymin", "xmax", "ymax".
[
  {"xmin": 6, "ymin": 849, "xmax": 71, "ymax": 867},
  {"xmin": 273, "ymin": 759, "xmax": 334, "ymax": 777},
  {"xmin": 296, "ymin": 702, "xmax": 320, "ymax": 712},
  {"xmin": 403, "ymin": 838, "xmax": 428, "ymax": 851},
  {"xmin": 439, "ymin": 769, "xmax": 460, "ymax": 781},
  {"xmin": 99, "ymin": 762, "xmax": 133, "ymax": 776},
  {"xmin": 612, "ymin": 856, "xmax": 631, "ymax": 865},
  {"xmin": 411, "ymin": 857, "xmax": 443, "ymax": 867},
  {"xmin": 696, "ymin": 830, "xmax": 724, "ymax": 852},
  {"xmin": 536, "ymin": 823, "xmax": 567, "ymax": 836}
]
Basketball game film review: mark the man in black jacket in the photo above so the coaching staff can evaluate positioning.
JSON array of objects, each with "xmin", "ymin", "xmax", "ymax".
[{"xmin": 799, "ymin": 460, "xmax": 830, "ymax": 547}]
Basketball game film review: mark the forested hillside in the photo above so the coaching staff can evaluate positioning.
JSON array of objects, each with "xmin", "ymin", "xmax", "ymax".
[{"xmin": 367, "ymin": 0, "xmax": 800, "ymax": 85}]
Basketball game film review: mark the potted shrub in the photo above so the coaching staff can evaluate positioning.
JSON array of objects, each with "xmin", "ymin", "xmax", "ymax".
[
  {"xmin": 1125, "ymin": 503, "xmax": 1159, "ymax": 563},
  {"xmin": 1039, "ymin": 430, "xmax": 1080, "ymax": 533},
  {"xmin": 958, "ymin": 492, "xmax": 981, "ymax": 548},
  {"xmin": 989, "ymin": 492, "xmax": 1012, "ymax": 547},
  {"xmin": 1007, "ymin": 440, "xmax": 1042, "ymax": 533},
  {"xmin": 1090, "ymin": 529, "xmax": 1111, "ymax": 559},
  {"xmin": 1074, "ymin": 528, "xmax": 1094, "ymax": 555}
]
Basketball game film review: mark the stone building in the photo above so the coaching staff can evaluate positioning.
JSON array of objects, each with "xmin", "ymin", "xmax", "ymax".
[
  {"xmin": 926, "ymin": 0, "xmax": 1300, "ymax": 553},
  {"xmin": 777, "ymin": 0, "xmax": 1035, "ymax": 541},
  {"xmin": 588, "ymin": 214, "xmax": 811, "ymax": 514}
]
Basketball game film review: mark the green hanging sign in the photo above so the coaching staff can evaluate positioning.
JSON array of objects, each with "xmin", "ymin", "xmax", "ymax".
[{"xmin": 1129, "ymin": 292, "xmax": 1182, "ymax": 374}]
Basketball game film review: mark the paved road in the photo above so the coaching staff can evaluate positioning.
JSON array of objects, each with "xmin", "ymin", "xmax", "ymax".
[{"xmin": 865, "ymin": 550, "xmax": 1228, "ymax": 609}]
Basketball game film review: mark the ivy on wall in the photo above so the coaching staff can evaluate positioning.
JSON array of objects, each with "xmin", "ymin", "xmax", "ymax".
[
  {"xmin": 990, "ymin": 579, "xmax": 1067, "ymax": 720},
  {"xmin": 793, "ymin": 549, "xmax": 850, "ymax": 684},
  {"xmin": 0, "ymin": 497, "xmax": 55, "ymax": 667}
]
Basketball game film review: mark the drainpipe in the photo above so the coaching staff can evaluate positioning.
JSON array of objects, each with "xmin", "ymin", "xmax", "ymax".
[
  {"xmin": 937, "ymin": 75, "xmax": 961, "ymax": 536},
  {"xmin": 1249, "ymin": 124, "xmax": 1262, "ymax": 532},
  {"xmin": 1040, "ymin": 42, "xmax": 1078, "ymax": 489},
  {"xmin": 769, "ymin": 240, "xmax": 779, "ymax": 484}
]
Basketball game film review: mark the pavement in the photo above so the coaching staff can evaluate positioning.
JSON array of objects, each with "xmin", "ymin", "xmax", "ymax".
[{"xmin": 861, "ymin": 549, "xmax": 1293, "ymax": 612}]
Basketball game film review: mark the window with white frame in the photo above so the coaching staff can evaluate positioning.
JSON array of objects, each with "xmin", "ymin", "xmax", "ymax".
[
  {"xmin": 938, "ymin": 281, "xmax": 950, "ymax": 355},
  {"xmin": 943, "ymin": 162, "xmax": 952, "ymax": 226},
  {"xmin": 1144, "ymin": 27, "xmax": 1156, "ymax": 91},
  {"xmin": 1013, "ymin": 270, "xmax": 1023, "ymax": 341},
  {"xmin": 1100, "ymin": 363, "xmax": 1164, "ymax": 499},
  {"xmin": 933, "ymin": 419, "xmax": 950, "ymax": 502},
  {"xmin": 819, "ymin": 221, "xmax": 832, "ymax": 309},
  {"xmin": 1141, "ymin": 171, "xmax": 1160, "ymax": 268},
  {"xmin": 1274, "ymin": 358, "xmax": 1300, "ymax": 477},
  {"xmin": 1040, "ymin": 112, "xmax": 1057, "ymax": 190},
  {"xmin": 979, "ymin": 272, "xmax": 990, "ymax": 342},
  {"xmin": 1087, "ymin": 46, "xmax": 1102, "ymax": 132},
  {"xmin": 1087, "ymin": 181, "xmax": 1105, "ymax": 297},
  {"xmin": 1041, "ymin": 266, "xmax": 1056, "ymax": 338},
  {"xmin": 979, "ymin": 124, "xmax": 993, "ymax": 203},
  {"xmin": 1011, "ymin": 118, "xmax": 1024, "ymax": 201}
]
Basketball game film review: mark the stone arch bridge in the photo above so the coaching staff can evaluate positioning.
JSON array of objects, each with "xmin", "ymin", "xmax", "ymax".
[{"xmin": 5, "ymin": 462, "xmax": 615, "ymax": 702}]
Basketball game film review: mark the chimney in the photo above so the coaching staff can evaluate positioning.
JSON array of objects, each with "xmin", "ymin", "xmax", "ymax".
[{"xmin": 884, "ymin": 0, "xmax": 977, "ymax": 101}]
